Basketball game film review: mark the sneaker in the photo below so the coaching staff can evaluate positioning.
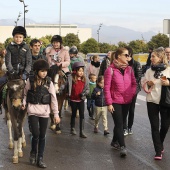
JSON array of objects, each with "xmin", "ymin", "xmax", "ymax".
[
  {"xmin": 128, "ymin": 128, "xmax": 133, "ymax": 135},
  {"xmin": 70, "ymin": 128, "xmax": 77, "ymax": 135},
  {"xmin": 104, "ymin": 130, "xmax": 110, "ymax": 135},
  {"xmin": 111, "ymin": 141, "xmax": 120, "ymax": 150},
  {"xmin": 94, "ymin": 127, "xmax": 98, "ymax": 133},
  {"xmin": 154, "ymin": 153, "xmax": 162, "ymax": 160},
  {"xmin": 120, "ymin": 146, "xmax": 127, "ymax": 157},
  {"xmin": 124, "ymin": 129, "xmax": 128, "ymax": 136}
]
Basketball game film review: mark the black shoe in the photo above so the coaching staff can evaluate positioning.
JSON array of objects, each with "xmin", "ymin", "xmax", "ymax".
[
  {"xmin": 80, "ymin": 132, "xmax": 87, "ymax": 138},
  {"xmin": 37, "ymin": 157, "xmax": 47, "ymax": 168},
  {"xmin": 111, "ymin": 141, "xmax": 120, "ymax": 150},
  {"xmin": 104, "ymin": 130, "xmax": 110, "ymax": 136},
  {"xmin": 120, "ymin": 146, "xmax": 127, "ymax": 157},
  {"xmin": 71, "ymin": 128, "xmax": 77, "ymax": 135},
  {"xmin": 29, "ymin": 153, "xmax": 36, "ymax": 165}
]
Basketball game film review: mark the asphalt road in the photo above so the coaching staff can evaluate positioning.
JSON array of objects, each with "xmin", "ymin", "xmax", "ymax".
[{"xmin": 0, "ymin": 90, "xmax": 170, "ymax": 170}]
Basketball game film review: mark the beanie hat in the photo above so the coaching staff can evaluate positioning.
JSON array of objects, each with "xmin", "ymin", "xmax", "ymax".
[
  {"xmin": 33, "ymin": 59, "xmax": 49, "ymax": 72},
  {"xmin": 51, "ymin": 35, "xmax": 62, "ymax": 44},
  {"xmin": 12, "ymin": 26, "xmax": 27, "ymax": 38}
]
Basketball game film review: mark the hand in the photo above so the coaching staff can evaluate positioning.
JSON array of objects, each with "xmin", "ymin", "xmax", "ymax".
[
  {"xmin": 21, "ymin": 104, "xmax": 26, "ymax": 110},
  {"xmin": 22, "ymin": 73, "xmax": 27, "ymax": 80},
  {"xmin": 147, "ymin": 81, "xmax": 154, "ymax": 86},
  {"xmin": 107, "ymin": 105, "xmax": 114, "ymax": 113},
  {"xmin": 54, "ymin": 117, "xmax": 61, "ymax": 124},
  {"xmin": 161, "ymin": 79, "xmax": 169, "ymax": 86},
  {"xmin": 96, "ymin": 91, "xmax": 101, "ymax": 95}
]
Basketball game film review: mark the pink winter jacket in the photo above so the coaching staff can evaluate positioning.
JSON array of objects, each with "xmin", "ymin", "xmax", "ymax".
[
  {"xmin": 104, "ymin": 64, "xmax": 137, "ymax": 105},
  {"xmin": 23, "ymin": 79, "xmax": 59, "ymax": 118},
  {"xmin": 46, "ymin": 46, "xmax": 70, "ymax": 73}
]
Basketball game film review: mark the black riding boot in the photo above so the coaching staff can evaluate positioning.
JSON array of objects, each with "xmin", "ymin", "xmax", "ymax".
[
  {"xmin": 37, "ymin": 137, "xmax": 47, "ymax": 168},
  {"xmin": 70, "ymin": 117, "xmax": 76, "ymax": 135},
  {"xmin": 79, "ymin": 119, "xmax": 87, "ymax": 138},
  {"xmin": 30, "ymin": 137, "xmax": 38, "ymax": 164}
]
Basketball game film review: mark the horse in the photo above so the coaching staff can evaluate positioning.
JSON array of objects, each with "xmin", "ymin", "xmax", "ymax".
[
  {"xmin": 3, "ymin": 72, "xmax": 27, "ymax": 164},
  {"xmin": 48, "ymin": 64, "xmax": 68, "ymax": 134}
]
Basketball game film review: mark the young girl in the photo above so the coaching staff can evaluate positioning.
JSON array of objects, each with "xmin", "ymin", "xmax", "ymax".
[
  {"xmin": 22, "ymin": 59, "xmax": 60, "ymax": 168},
  {"xmin": 68, "ymin": 62, "xmax": 89, "ymax": 138},
  {"xmin": 91, "ymin": 76, "xmax": 109, "ymax": 135}
]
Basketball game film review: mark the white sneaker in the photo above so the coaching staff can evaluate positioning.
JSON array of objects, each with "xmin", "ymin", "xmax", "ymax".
[{"xmin": 124, "ymin": 129, "xmax": 128, "ymax": 136}]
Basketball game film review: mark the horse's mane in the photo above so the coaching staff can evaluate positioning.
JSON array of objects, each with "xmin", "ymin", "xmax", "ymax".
[{"xmin": 48, "ymin": 65, "xmax": 60, "ymax": 83}]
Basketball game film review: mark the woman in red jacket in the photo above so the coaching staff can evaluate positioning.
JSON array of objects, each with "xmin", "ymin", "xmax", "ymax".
[{"xmin": 104, "ymin": 48, "xmax": 136, "ymax": 157}]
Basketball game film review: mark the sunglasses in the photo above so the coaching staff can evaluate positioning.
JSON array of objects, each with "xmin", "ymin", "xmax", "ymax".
[{"xmin": 122, "ymin": 54, "xmax": 130, "ymax": 58}]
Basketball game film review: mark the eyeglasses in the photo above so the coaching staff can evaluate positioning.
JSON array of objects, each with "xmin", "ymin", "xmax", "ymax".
[{"xmin": 122, "ymin": 54, "xmax": 130, "ymax": 58}]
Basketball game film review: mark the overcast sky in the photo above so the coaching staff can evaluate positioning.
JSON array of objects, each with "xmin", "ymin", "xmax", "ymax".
[{"xmin": 1, "ymin": 0, "xmax": 170, "ymax": 32}]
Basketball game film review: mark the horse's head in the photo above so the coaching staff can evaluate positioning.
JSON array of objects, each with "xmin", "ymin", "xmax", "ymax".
[
  {"xmin": 7, "ymin": 79, "xmax": 25, "ymax": 109},
  {"xmin": 48, "ymin": 64, "xmax": 67, "ymax": 94}
]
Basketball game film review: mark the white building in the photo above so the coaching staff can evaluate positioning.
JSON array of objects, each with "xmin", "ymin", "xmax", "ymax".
[{"xmin": 0, "ymin": 24, "xmax": 92, "ymax": 43}]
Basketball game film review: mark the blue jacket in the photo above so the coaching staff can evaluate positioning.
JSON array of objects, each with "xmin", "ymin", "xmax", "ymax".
[{"xmin": 91, "ymin": 85, "xmax": 106, "ymax": 107}]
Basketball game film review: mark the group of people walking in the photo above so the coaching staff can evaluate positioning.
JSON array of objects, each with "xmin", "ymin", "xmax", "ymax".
[{"xmin": 0, "ymin": 25, "xmax": 170, "ymax": 168}]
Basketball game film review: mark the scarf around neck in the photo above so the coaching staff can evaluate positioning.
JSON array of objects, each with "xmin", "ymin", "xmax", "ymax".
[
  {"xmin": 151, "ymin": 63, "xmax": 166, "ymax": 79},
  {"xmin": 91, "ymin": 61, "xmax": 100, "ymax": 68},
  {"xmin": 113, "ymin": 59, "xmax": 128, "ymax": 70}
]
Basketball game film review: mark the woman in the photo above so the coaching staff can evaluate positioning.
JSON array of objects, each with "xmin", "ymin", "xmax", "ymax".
[
  {"xmin": 104, "ymin": 48, "xmax": 136, "ymax": 157},
  {"xmin": 142, "ymin": 47, "xmax": 170, "ymax": 160}
]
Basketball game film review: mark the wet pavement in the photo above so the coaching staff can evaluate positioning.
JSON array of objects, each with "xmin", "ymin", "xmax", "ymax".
[{"xmin": 0, "ymin": 90, "xmax": 170, "ymax": 170}]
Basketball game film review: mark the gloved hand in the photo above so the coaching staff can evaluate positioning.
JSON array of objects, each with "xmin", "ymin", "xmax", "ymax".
[
  {"xmin": 80, "ymin": 92, "xmax": 86, "ymax": 100},
  {"xmin": 22, "ymin": 73, "xmax": 27, "ymax": 80}
]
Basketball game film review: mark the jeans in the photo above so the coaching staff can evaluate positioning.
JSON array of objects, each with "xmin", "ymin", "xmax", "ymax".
[{"xmin": 87, "ymin": 99, "xmax": 95, "ymax": 117}]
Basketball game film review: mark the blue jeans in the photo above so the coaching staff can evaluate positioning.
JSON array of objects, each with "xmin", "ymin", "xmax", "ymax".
[
  {"xmin": 0, "ymin": 75, "xmax": 7, "ymax": 85},
  {"xmin": 87, "ymin": 99, "xmax": 95, "ymax": 117}
]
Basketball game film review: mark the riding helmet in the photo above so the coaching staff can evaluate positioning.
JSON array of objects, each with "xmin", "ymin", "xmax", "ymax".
[
  {"xmin": 72, "ymin": 62, "xmax": 84, "ymax": 71},
  {"xmin": 33, "ymin": 59, "xmax": 49, "ymax": 72},
  {"xmin": 12, "ymin": 26, "xmax": 27, "ymax": 38},
  {"xmin": 51, "ymin": 35, "xmax": 62, "ymax": 44},
  {"xmin": 69, "ymin": 47, "xmax": 78, "ymax": 54}
]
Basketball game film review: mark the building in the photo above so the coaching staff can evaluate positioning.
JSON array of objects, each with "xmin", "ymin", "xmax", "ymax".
[{"xmin": 0, "ymin": 24, "xmax": 92, "ymax": 43}]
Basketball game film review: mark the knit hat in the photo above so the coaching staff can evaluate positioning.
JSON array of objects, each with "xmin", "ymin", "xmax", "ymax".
[
  {"xmin": 12, "ymin": 26, "xmax": 27, "ymax": 38},
  {"xmin": 33, "ymin": 59, "xmax": 49, "ymax": 72}
]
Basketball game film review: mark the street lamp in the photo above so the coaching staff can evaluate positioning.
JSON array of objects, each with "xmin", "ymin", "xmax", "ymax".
[
  {"xmin": 19, "ymin": 0, "xmax": 28, "ymax": 28},
  {"xmin": 14, "ymin": 12, "xmax": 22, "ymax": 26},
  {"xmin": 59, "ymin": 0, "xmax": 61, "ymax": 35},
  {"xmin": 97, "ymin": 23, "xmax": 102, "ymax": 43}
]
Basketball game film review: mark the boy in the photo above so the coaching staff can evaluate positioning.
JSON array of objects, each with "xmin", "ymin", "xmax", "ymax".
[
  {"xmin": 87, "ymin": 73, "xmax": 96, "ymax": 120},
  {"xmin": 5, "ymin": 26, "xmax": 32, "ymax": 79}
]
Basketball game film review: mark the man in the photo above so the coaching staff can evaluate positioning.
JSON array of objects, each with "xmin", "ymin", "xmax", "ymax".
[
  {"xmin": 165, "ymin": 47, "xmax": 170, "ymax": 63},
  {"xmin": 30, "ymin": 39, "xmax": 46, "ymax": 72}
]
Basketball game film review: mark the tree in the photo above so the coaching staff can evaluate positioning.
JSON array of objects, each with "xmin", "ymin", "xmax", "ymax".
[
  {"xmin": 128, "ymin": 40, "xmax": 148, "ymax": 53},
  {"xmin": 99, "ymin": 43, "xmax": 112, "ymax": 53},
  {"xmin": 147, "ymin": 33, "xmax": 169, "ymax": 49},
  {"xmin": 63, "ymin": 33, "xmax": 80, "ymax": 49},
  {"xmin": 80, "ymin": 38, "xmax": 99, "ymax": 54},
  {"xmin": 118, "ymin": 41, "xmax": 128, "ymax": 48},
  {"xmin": 39, "ymin": 37, "xmax": 50, "ymax": 48},
  {"xmin": 4, "ymin": 37, "xmax": 13, "ymax": 48},
  {"xmin": 24, "ymin": 36, "xmax": 32, "ymax": 45},
  {"xmin": 45, "ymin": 35, "xmax": 53, "ymax": 43},
  {"xmin": 0, "ymin": 43, "xmax": 5, "ymax": 51}
]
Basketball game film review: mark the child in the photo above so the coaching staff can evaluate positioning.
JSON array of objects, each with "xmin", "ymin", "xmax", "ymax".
[
  {"xmin": 91, "ymin": 76, "xmax": 109, "ymax": 135},
  {"xmin": 22, "ymin": 59, "xmax": 60, "ymax": 168},
  {"xmin": 68, "ymin": 62, "xmax": 89, "ymax": 138},
  {"xmin": 87, "ymin": 73, "xmax": 96, "ymax": 119},
  {"xmin": 5, "ymin": 26, "xmax": 32, "ymax": 79},
  {"xmin": 46, "ymin": 35, "xmax": 70, "ymax": 75}
]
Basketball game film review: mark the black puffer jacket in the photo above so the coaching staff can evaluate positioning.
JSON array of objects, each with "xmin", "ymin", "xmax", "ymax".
[
  {"xmin": 129, "ymin": 58, "xmax": 142, "ymax": 93},
  {"xmin": 91, "ymin": 85, "xmax": 106, "ymax": 107}
]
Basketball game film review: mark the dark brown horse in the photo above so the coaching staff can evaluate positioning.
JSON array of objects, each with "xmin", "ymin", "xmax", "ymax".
[
  {"xmin": 48, "ymin": 64, "xmax": 67, "ymax": 134},
  {"xmin": 3, "ymin": 72, "xmax": 27, "ymax": 163}
]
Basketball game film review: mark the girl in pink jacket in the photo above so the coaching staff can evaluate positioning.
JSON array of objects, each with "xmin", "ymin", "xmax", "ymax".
[
  {"xmin": 104, "ymin": 48, "xmax": 136, "ymax": 158},
  {"xmin": 22, "ymin": 59, "xmax": 60, "ymax": 168},
  {"xmin": 46, "ymin": 35, "xmax": 70, "ymax": 74}
]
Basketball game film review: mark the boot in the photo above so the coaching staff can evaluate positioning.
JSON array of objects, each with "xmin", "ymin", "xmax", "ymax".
[
  {"xmin": 70, "ymin": 128, "xmax": 77, "ymax": 135},
  {"xmin": 79, "ymin": 119, "xmax": 87, "ymax": 138},
  {"xmin": 37, "ymin": 157, "xmax": 47, "ymax": 168},
  {"xmin": 29, "ymin": 152, "xmax": 36, "ymax": 165}
]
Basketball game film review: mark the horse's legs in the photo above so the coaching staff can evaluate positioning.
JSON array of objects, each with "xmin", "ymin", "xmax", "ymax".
[
  {"xmin": 18, "ymin": 137, "xmax": 23, "ymax": 158},
  {"xmin": 13, "ymin": 140, "xmax": 18, "ymax": 163},
  {"xmin": 21, "ymin": 128, "xmax": 26, "ymax": 148},
  {"xmin": 7, "ymin": 119, "xmax": 13, "ymax": 149},
  {"xmin": 64, "ymin": 100, "xmax": 68, "ymax": 110}
]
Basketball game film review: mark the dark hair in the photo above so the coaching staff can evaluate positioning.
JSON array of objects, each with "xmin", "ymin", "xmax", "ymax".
[
  {"xmin": 125, "ymin": 46, "xmax": 133, "ymax": 57},
  {"xmin": 30, "ymin": 39, "xmax": 41, "ymax": 47},
  {"xmin": 115, "ymin": 47, "xmax": 127, "ymax": 59},
  {"xmin": 97, "ymin": 75, "xmax": 104, "ymax": 84}
]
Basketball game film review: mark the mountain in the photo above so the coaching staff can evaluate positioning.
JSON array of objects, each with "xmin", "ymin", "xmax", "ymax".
[{"xmin": 0, "ymin": 19, "xmax": 156, "ymax": 44}]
